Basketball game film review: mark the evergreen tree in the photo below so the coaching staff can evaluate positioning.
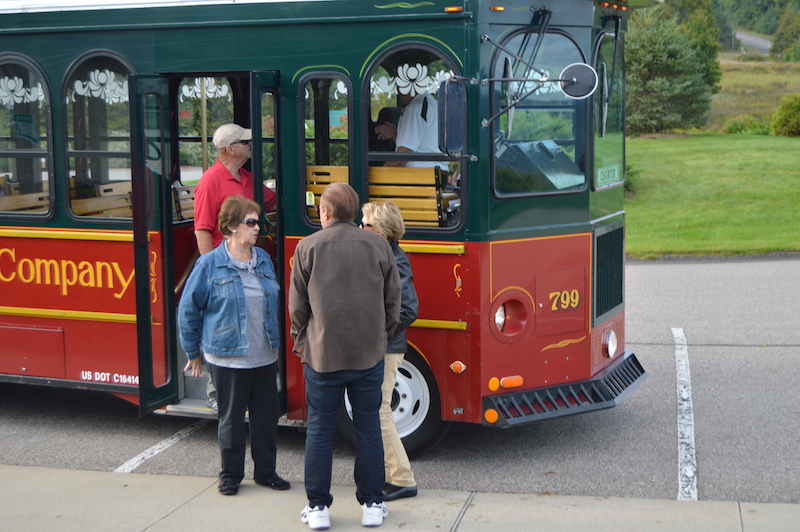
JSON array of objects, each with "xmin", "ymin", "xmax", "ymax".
[
  {"xmin": 771, "ymin": 4, "xmax": 800, "ymax": 58},
  {"xmin": 627, "ymin": 7, "xmax": 713, "ymax": 134},
  {"xmin": 714, "ymin": 0, "xmax": 736, "ymax": 51},
  {"xmin": 663, "ymin": 0, "xmax": 722, "ymax": 93}
]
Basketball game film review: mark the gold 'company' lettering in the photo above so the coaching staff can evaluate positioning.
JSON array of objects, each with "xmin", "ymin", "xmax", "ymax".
[{"xmin": 0, "ymin": 247, "xmax": 136, "ymax": 298}]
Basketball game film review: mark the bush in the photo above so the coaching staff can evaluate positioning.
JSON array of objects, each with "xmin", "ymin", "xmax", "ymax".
[
  {"xmin": 770, "ymin": 94, "xmax": 800, "ymax": 137},
  {"xmin": 624, "ymin": 161, "xmax": 639, "ymax": 197},
  {"xmin": 721, "ymin": 115, "xmax": 770, "ymax": 135},
  {"xmin": 736, "ymin": 53, "xmax": 767, "ymax": 62}
]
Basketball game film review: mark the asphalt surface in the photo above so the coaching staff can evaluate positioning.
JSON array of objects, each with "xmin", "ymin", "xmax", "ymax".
[
  {"xmin": 2, "ymin": 255, "xmax": 800, "ymax": 530},
  {"xmin": 735, "ymin": 31, "xmax": 771, "ymax": 54}
]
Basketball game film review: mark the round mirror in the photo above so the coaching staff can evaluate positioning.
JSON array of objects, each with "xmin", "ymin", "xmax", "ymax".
[{"xmin": 559, "ymin": 63, "xmax": 598, "ymax": 100}]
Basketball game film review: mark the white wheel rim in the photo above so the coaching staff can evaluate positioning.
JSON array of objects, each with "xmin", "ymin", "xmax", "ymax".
[{"xmin": 344, "ymin": 358, "xmax": 431, "ymax": 440}]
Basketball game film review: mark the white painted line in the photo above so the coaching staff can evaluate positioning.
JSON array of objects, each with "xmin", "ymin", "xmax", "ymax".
[
  {"xmin": 673, "ymin": 327, "xmax": 697, "ymax": 501},
  {"xmin": 114, "ymin": 419, "xmax": 210, "ymax": 473}
]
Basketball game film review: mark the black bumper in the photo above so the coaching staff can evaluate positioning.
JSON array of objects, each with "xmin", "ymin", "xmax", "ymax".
[{"xmin": 482, "ymin": 350, "xmax": 648, "ymax": 427}]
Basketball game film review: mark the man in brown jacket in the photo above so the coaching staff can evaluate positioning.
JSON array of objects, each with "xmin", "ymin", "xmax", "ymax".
[{"xmin": 290, "ymin": 182, "xmax": 401, "ymax": 530}]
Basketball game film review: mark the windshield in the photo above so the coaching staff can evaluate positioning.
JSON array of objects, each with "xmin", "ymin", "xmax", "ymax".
[{"xmin": 491, "ymin": 31, "xmax": 587, "ymax": 196}]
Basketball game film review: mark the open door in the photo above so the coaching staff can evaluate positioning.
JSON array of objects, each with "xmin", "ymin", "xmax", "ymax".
[
  {"xmin": 250, "ymin": 70, "xmax": 280, "ymax": 217},
  {"xmin": 250, "ymin": 71, "xmax": 289, "ymax": 413},
  {"xmin": 130, "ymin": 75, "xmax": 179, "ymax": 415}
]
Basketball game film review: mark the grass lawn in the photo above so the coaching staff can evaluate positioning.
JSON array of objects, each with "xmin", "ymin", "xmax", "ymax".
[{"xmin": 625, "ymin": 133, "xmax": 800, "ymax": 258}]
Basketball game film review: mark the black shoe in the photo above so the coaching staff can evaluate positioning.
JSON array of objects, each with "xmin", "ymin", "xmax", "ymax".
[
  {"xmin": 255, "ymin": 475, "xmax": 291, "ymax": 491},
  {"xmin": 218, "ymin": 480, "xmax": 239, "ymax": 496},
  {"xmin": 383, "ymin": 483, "xmax": 417, "ymax": 501}
]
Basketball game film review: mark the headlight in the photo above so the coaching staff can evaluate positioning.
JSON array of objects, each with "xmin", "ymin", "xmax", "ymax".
[
  {"xmin": 494, "ymin": 304, "xmax": 506, "ymax": 332},
  {"xmin": 604, "ymin": 330, "xmax": 618, "ymax": 357}
]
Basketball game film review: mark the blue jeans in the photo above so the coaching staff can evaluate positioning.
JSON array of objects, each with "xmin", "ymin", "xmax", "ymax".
[{"xmin": 304, "ymin": 360, "xmax": 385, "ymax": 508}]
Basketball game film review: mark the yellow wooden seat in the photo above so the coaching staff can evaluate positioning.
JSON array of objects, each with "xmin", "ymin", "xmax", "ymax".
[
  {"xmin": 96, "ymin": 181, "xmax": 132, "ymax": 197},
  {"xmin": 72, "ymin": 193, "xmax": 132, "ymax": 217},
  {"xmin": 368, "ymin": 167, "xmax": 446, "ymax": 227},
  {"xmin": 305, "ymin": 165, "xmax": 349, "ymax": 222},
  {"xmin": 0, "ymin": 192, "xmax": 50, "ymax": 213},
  {"xmin": 173, "ymin": 184, "xmax": 196, "ymax": 221}
]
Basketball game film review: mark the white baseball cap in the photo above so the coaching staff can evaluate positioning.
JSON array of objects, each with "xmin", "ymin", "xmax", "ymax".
[{"xmin": 212, "ymin": 124, "xmax": 252, "ymax": 149}]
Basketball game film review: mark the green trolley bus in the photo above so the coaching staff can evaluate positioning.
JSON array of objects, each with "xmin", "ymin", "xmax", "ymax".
[{"xmin": 0, "ymin": 0, "xmax": 646, "ymax": 454}]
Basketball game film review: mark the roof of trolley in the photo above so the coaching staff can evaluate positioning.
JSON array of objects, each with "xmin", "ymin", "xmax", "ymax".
[
  {"xmin": 0, "ymin": 0, "xmax": 340, "ymax": 15},
  {"xmin": 0, "ymin": 0, "xmax": 651, "ymax": 16}
]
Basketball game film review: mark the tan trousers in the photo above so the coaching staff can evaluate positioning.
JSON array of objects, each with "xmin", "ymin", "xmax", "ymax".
[{"xmin": 380, "ymin": 353, "xmax": 416, "ymax": 487}]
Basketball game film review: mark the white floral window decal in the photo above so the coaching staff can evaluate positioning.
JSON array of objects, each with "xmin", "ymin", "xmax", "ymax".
[
  {"xmin": 180, "ymin": 77, "xmax": 231, "ymax": 102},
  {"xmin": 371, "ymin": 62, "xmax": 452, "ymax": 98},
  {"xmin": 0, "ymin": 76, "xmax": 45, "ymax": 106},
  {"xmin": 70, "ymin": 69, "xmax": 128, "ymax": 104}
]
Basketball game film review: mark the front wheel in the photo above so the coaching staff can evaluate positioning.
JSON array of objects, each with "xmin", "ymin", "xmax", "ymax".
[{"xmin": 336, "ymin": 349, "xmax": 450, "ymax": 457}]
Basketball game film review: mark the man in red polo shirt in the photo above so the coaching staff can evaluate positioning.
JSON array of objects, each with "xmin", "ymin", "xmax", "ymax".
[
  {"xmin": 192, "ymin": 123, "xmax": 278, "ymax": 413},
  {"xmin": 193, "ymin": 123, "xmax": 277, "ymax": 254}
]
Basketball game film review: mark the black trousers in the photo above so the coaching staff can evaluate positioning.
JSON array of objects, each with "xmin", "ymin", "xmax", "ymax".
[{"xmin": 208, "ymin": 362, "xmax": 279, "ymax": 484}]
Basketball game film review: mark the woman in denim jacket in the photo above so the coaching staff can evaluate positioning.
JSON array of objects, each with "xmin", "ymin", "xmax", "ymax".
[{"xmin": 179, "ymin": 195, "xmax": 289, "ymax": 496}]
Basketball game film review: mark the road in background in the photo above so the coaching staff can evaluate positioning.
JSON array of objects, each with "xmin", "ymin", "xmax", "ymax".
[
  {"xmin": 735, "ymin": 31, "xmax": 771, "ymax": 54},
  {"xmin": 1, "ymin": 256, "xmax": 799, "ymax": 504}
]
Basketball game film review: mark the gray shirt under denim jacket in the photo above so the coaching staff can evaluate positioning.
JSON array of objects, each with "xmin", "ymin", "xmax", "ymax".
[{"xmin": 178, "ymin": 241, "xmax": 281, "ymax": 367}]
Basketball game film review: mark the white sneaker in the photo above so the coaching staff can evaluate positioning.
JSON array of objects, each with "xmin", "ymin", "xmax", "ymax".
[
  {"xmin": 301, "ymin": 505, "xmax": 330, "ymax": 530},
  {"xmin": 361, "ymin": 502, "xmax": 388, "ymax": 527}
]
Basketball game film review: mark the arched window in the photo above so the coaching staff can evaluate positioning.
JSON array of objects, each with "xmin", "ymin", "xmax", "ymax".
[
  {"xmin": 364, "ymin": 45, "xmax": 460, "ymax": 229},
  {"xmin": 64, "ymin": 52, "xmax": 135, "ymax": 218},
  {"xmin": 0, "ymin": 54, "xmax": 52, "ymax": 214}
]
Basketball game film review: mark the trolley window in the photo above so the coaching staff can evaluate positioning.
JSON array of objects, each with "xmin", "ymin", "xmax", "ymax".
[
  {"xmin": 301, "ymin": 74, "xmax": 351, "ymax": 224},
  {"xmin": 65, "ymin": 53, "xmax": 135, "ymax": 218},
  {"xmin": 594, "ymin": 33, "xmax": 625, "ymax": 190},
  {"xmin": 491, "ymin": 31, "xmax": 587, "ymax": 197},
  {"xmin": 0, "ymin": 54, "xmax": 52, "ymax": 214},
  {"xmin": 365, "ymin": 45, "xmax": 460, "ymax": 229},
  {"xmin": 177, "ymin": 76, "xmax": 236, "ymax": 188}
]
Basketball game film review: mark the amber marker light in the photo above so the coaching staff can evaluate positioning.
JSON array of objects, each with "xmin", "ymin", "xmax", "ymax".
[
  {"xmin": 450, "ymin": 361, "xmax": 466, "ymax": 374},
  {"xmin": 484, "ymin": 409, "xmax": 499, "ymax": 423},
  {"xmin": 500, "ymin": 375, "xmax": 524, "ymax": 389},
  {"xmin": 489, "ymin": 6, "xmax": 505, "ymax": 10},
  {"xmin": 488, "ymin": 377, "xmax": 500, "ymax": 391},
  {"xmin": 444, "ymin": 6, "xmax": 463, "ymax": 12}
]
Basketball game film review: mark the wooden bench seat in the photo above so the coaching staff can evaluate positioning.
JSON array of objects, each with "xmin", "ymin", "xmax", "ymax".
[
  {"xmin": 96, "ymin": 181, "xmax": 132, "ymax": 197},
  {"xmin": 173, "ymin": 184, "xmax": 196, "ymax": 221},
  {"xmin": 305, "ymin": 165, "xmax": 349, "ymax": 222},
  {"xmin": 368, "ymin": 166, "xmax": 447, "ymax": 227},
  {"xmin": 72, "ymin": 193, "xmax": 132, "ymax": 217},
  {"xmin": 0, "ymin": 192, "xmax": 50, "ymax": 213}
]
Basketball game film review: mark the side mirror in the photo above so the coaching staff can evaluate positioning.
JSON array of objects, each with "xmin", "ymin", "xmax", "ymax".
[
  {"xmin": 558, "ymin": 63, "xmax": 598, "ymax": 100},
  {"xmin": 438, "ymin": 78, "xmax": 465, "ymax": 156}
]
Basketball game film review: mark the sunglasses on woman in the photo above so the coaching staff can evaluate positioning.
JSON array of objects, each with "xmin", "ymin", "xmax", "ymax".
[{"xmin": 241, "ymin": 218, "xmax": 258, "ymax": 227}]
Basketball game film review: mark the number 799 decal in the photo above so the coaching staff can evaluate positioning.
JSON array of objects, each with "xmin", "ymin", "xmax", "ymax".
[
  {"xmin": 536, "ymin": 269, "xmax": 587, "ymax": 336},
  {"xmin": 549, "ymin": 289, "xmax": 580, "ymax": 312}
]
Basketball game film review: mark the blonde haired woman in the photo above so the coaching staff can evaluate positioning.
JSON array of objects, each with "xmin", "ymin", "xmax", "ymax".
[{"xmin": 361, "ymin": 201, "xmax": 419, "ymax": 501}]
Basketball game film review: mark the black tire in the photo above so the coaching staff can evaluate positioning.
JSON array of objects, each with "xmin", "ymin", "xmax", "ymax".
[{"xmin": 336, "ymin": 349, "xmax": 450, "ymax": 457}]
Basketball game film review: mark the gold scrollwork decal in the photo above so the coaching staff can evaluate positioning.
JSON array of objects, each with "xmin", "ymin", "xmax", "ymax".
[
  {"xmin": 453, "ymin": 263, "xmax": 462, "ymax": 297},
  {"xmin": 150, "ymin": 251, "xmax": 158, "ymax": 303},
  {"xmin": 542, "ymin": 336, "xmax": 586, "ymax": 352},
  {"xmin": 375, "ymin": 2, "xmax": 435, "ymax": 8}
]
